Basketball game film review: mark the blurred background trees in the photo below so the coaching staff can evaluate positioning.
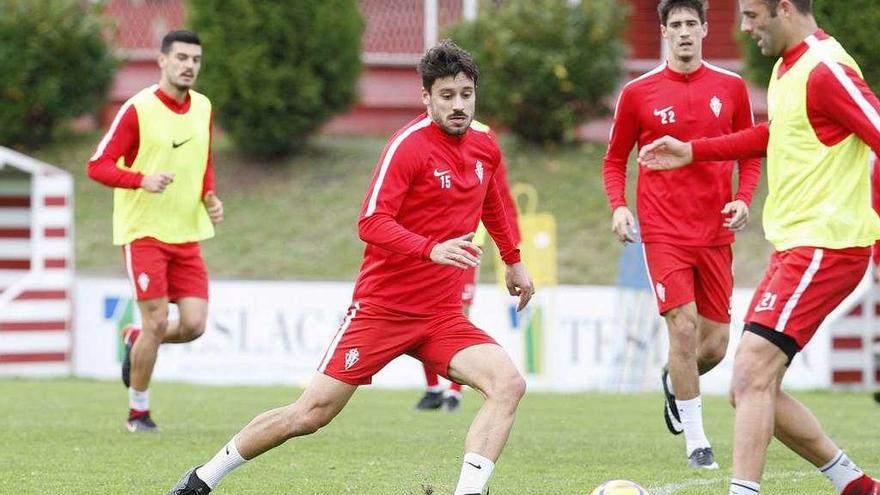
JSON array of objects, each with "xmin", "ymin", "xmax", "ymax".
[
  {"xmin": 189, "ymin": 0, "xmax": 364, "ymax": 158},
  {"xmin": 0, "ymin": 0, "xmax": 115, "ymax": 149},
  {"xmin": 449, "ymin": 0, "xmax": 627, "ymax": 144}
]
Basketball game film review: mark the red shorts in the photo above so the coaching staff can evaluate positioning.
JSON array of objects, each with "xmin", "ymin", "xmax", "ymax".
[
  {"xmin": 123, "ymin": 237, "xmax": 209, "ymax": 301},
  {"xmin": 318, "ymin": 301, "xmax": 497, "ymax": 385},
  {"xmin": 745, "ymin": 246, "xmax": 870, "ymax": 349},
  {"xmin": 461, "ymin": 265, "xmax": 479, "ymax": 305},
  {"xmin": 643, "ymin": 243, "xmax": 733, "ymax": 323}
]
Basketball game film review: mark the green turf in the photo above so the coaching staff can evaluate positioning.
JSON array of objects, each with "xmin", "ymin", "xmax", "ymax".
[
  {"xmin": 29, "ymin": 131, "xmax": 772, "ymax": 285},
  {"xmin": 1, "ymin": 378, "xmax": 877, "ymax": 494}
]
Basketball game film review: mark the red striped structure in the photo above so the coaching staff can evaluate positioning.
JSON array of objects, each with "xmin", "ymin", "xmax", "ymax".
[
  {"xmin": 826, "ymin": 278, "xmax": 880, "ymax": 388},
  {"xmin": 0, "ymin": 146, "xmax": 74, "ymax": 376}
]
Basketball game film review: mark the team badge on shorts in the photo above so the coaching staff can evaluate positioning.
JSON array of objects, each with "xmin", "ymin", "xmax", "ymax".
[
  {"xmin": 344, "ymin": 348, "xmax": 360, "ymax": 370},
  {"xmin": 137, "ymin": 273, "xmax": 150, "ymax": 292},
  {"xmin": 655, "ymin": 282, "xmax": 666, "ymax": 303}
]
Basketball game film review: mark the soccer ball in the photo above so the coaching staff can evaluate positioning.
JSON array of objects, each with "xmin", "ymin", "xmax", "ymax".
[{"xmin": 589, "ymin": 479, "xmax": 650, "ymax": 495}]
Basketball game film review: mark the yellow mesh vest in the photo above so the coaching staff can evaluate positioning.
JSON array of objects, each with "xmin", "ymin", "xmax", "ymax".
[
  {"xmin": 765, "ymin": 37, "xmax": 880, "ymax": 250},
  {"xmin": 113, "ymin": 86, "xmax": 215, "ymax": 245}
]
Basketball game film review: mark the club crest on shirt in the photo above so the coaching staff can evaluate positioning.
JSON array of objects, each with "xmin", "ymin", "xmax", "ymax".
[
  {"xmin": 344, "ymin": 348, "xmax": 360, "ymax": 370},
  {"xmin": 710, "ymin": 96, "xmax": 722, "ymax": 118},
  {"xmin": 475, "ymin": 160, "xmax": 484, "ymax": 184}
]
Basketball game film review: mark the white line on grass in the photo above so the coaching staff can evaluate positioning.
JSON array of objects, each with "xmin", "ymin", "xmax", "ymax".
[
  {"xmin": 650, "ymin": 470, "xmax": 813, "ymax": 495},
  {"xmin": 651, "ymin": 478, "xmax": 720, "ymax": 495}
]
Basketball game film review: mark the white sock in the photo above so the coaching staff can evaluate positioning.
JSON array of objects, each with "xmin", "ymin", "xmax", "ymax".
[
  {"xmin": 427, "ymin": 385, "xmax": 444, "ymax": 393},
  {"xmin": 128, "ymin": 388, "xmax": 149, "ymax": 412},
  {"xmin": 454, "ymin": 452, "xmax": 495, "ymax": 495},
  {"xmin": 730, "ymin": 478, "xmax": 760, "ymax": 494},
  {"xmin": 820, "ymin": 450, "xmax": 864, "ymax": 493},
  {"xmin": 677, "ymin": 396, "xmax": 710, "ymax": 455},
  {"xmin": 196, "ymin": 437, "xmax": 248, "ymax": 489}
]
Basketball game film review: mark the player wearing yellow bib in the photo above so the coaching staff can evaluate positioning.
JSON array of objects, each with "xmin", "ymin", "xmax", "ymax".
[
  {"xmin": 638, "ymin": 2, "xmax": 880, "ymax": 494},
  {"xmin": 87, "ymin": 30, "xmax": 223, "ymax": 433}
]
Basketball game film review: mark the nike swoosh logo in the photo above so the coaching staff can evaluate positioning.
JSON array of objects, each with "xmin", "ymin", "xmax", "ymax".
[
  {"xmin": 172, "ymin": 137, "xmax": 193, "ymax": 148},
  {"xmin": 433, "ymin": 169, "xmax": 451, "ymax": 177},
  {"xmin": 226, "ymin": 446, "xmax": 230, "ymax": 455},
  {"xmin": 465, "ymin": 461, "xmax": 482, "ymax": 470}
]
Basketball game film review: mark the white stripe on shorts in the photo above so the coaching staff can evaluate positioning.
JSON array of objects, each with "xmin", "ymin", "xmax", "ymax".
[
  {"xmin": 318, "ymin": 302, "xmax": 360, "ymax": 373},
  {"xmin": 123, "ymin": 243, "xmax": 138, "ymax": 298},
  {"xmin": 776, "ymin": 248, "xmax": 823, "ymax": 333}
]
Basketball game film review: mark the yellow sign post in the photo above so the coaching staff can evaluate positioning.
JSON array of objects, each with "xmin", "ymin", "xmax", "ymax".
[{"xmin": 492, "ymin": 183, "xmax": 557, "ymax": 375}]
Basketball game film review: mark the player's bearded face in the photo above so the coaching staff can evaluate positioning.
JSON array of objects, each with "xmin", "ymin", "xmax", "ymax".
[
  {"xmin": 422, "ymin": 73, "xmax": 475, "ymax": 136},
  {"xmin": 160, "ymin": 42, "xmax": 202, "ymax": 91},
  {"xmin": 739, "ymin": 0, "xmax": 784, "ymax": 56}
]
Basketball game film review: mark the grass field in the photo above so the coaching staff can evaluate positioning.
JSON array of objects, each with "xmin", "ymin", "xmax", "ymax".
[
  {"xmin": 1, "ymin": 378, "xmax": 878, "ymax": 494},
  {"xmin": 30, "ymin": 130, "xmax": 773, "ymax": 285}
]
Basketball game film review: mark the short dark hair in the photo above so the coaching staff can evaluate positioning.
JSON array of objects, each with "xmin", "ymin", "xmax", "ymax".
[
  {"xmin": 762, "ymin": 0, "xmax": 812, "ymax": 15},
  {"xmin": 417, "ymin": 39, "xmax": 479, "ymax": 92},
  {"xmin": 161, "ymin": 30, "xmax": 201, "ymax": 54},
  {"xmin": 657, "ymin": 0, "xmax": 706, "ymax": 26}
]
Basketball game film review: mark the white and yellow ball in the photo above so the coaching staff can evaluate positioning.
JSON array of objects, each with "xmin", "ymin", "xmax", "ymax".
[{"xmin": 589, "ymin": 479, "xmax": 650, "ymax": 495}]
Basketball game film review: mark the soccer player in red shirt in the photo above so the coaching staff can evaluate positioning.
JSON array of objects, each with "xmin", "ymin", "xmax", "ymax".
[
  {"xmin": 166, "ymin": 39, "xmax": 534, "ymax": 495},
  {"xmin": 639, "ymin": 2, "xmax": 880, "ymax": 493},
  {"xmin": 416, "ymin": 169, "xmax": 521, "ymax": 413},
  {"xmin": 603, "ymin": 0, "xmax": 761, "ymax": 469},
  {"xmin": 87, "ymin": 30, "xmax": 223, "ymax": 433}
]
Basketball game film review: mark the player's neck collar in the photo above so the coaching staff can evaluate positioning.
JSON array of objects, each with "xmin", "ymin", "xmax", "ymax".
[{"xmin": 663, "ymin": 61, "xmax": 706, "ymax": 82}]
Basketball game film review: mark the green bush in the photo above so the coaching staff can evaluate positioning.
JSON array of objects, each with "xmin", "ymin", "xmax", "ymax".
[
  {"xmin": 738, "ymin": 0, "xmax": 880, "ymax": 92},
  {"xmin": 189, "ymin": 0, "xmax": 363, "ymax": 158},
  {"xmin": 0, "ymin": 0, "xmax": 115, "ymax": 149},
  {"xmin": 447, "ymin": 0, "xmax": 627, "ymax": 144}
]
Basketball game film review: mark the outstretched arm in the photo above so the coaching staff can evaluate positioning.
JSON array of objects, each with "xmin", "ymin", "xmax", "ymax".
[{"xmin": 639, "ymin": 124, "xmax": 769, "ymax": 170}]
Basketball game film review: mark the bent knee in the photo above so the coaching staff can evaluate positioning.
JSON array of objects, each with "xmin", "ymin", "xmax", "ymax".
[
  {"xmin": 701, "ymin": 337, "xmax": 729, "ymax": 366},
  {"xmin": 667, "ymin": 313, "xmax": 698, "ymax": 340},
  {"xmin": 730, "ymin": 366, "xmax": 776, "ymax": 399},
  {"xmin": 486, "ymin": 371, "xmax": 526, "ymax": 404},
  {"xmin": 508, "ymin": 373, "xmax": 527, "ymax": 401},
  {"xmin": 142, "ymin": 317, "xmax": 170, "ymax": 339},
  {"xmin": 179, "ymin": 317, "xmax": 207, "ymax": 339},
  {"xmin": 287, "ymin": 404, "xmax": 336, "ymax": 437}
]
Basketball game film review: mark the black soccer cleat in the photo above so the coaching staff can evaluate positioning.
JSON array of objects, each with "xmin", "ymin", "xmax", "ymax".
[
  {"xmin": 121, "ymin": 325, "xmax": 140, "ymax": 388},
  {"xmin": 415, "ymin": 391, "xmax": 444, "ymax": 410},
  {"xmin": 167, "ymin": 467, "xmax": 211, "ymax": 495},
  {"xmin": 126, "ymin": 413, "xmax": 159, "ymax": 433},
  {"xmin": 688, "ymin": 447, "xmax": 719, "ymax": 470},
  {"xmin": 442, "ymin": 395, "xmax": 461, "ymax": 413},
  {"xmin": 661, "ymin": 365, "xmax": 683, "ymax": 435}
]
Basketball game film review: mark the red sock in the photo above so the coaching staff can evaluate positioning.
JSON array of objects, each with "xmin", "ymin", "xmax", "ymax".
[
  {"xmin": 128, "ymin": 408, "xmax": 149, "ymax": 420},
  {"xmin": 423, "ymin": 364, "xmax": 440, "ymax": 388}
]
